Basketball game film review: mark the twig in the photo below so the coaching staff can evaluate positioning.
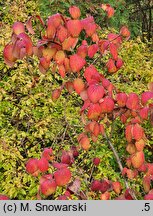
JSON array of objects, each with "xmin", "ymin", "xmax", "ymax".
[{"xmin": 89, "ymin": 164, "xmax": 95, "ymax": 182}]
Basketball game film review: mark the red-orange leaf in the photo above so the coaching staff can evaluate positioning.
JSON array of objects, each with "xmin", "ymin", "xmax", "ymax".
[
  {"xmin": 87, "ymin": 84, "xmax": 105, "ymax": 103},
  {"xmin": 70, "ymin": 54, "xmax": 86, "ymax": 72},
  {"xmin": 131, "ymin": 151, "xmax": 145, "ymax": 169},
  {"xmin": 69, "ymin": 6, "xmax": 81, "ymax": 19},
  {"xmin": 57, "ymin": 25, "xmax": 68, "ymax": 43},
  {"xmin": 126, "ymin": 93, "xmax": 140, "ymax": 110},
  {"xmin": 84, "ymin": 65, "xmax": 101, "ymax": 83},
  {"xmin": 109, "ymin": 43, "xmax": 118, "ymax": 60},
  {"xmin": 133, "ymin": 123, "xmax": 144, "ymax": 141},
  {"xmin": 13, "ymin": 22, "xmax": 25, "ymax": 35},
  {"xmin": 73, "ymin": 78, "xmax": 85, "ymax": 94},
  {"xmin": 88, "ymin": 44, "xmax": 99, "ymax": 58},
  {"xmin": 141, "ymin": 91, "xmax": 153, "ymax": 105},
  {"xmin": 116, "ymin": 93, "xmax": 127, "ymax": 107},
  {"xmin": 67, "ymin": 20, "xmax": 82, "ymax": 37},
  {"xmin": 100, "ymin": 97, "xmax": 114, "ymax": 113},
  {"xmin": 87, "ymin": 103, "xmax": 101, "ymax": 120}
]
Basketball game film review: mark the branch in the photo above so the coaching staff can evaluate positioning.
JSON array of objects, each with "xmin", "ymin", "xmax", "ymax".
[{"xmin": 104, "ymin": 133, "xmax": 137, "ymax": 200}]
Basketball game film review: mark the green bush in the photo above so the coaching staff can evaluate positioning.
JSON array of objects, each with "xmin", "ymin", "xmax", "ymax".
[{"xmin": 0, "ymin": 0, "xmax": 152, "ymax": 200}]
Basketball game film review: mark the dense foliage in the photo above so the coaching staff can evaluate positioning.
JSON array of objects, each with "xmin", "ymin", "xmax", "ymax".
[{"xmin": 0, "ymin": 0, "xmax": 153, "ymax": 200}]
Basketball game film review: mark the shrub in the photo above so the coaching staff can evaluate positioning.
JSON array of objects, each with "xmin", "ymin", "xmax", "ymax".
[{"xmin": 1, "ymin": 3, "xmax": 153, "ymax": 200}]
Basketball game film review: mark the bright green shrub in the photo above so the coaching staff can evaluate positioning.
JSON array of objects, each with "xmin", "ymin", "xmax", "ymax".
[
  {"xmin": 0, "ymin": 1, "xmax": 152, "ymax": 200},
  {"xmin": 111, "ymin": 38, "xmax": 153, "ymax": 94}
]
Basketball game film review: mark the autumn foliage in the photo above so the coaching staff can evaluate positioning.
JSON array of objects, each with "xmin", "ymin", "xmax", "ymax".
[{"xmin": 2, "ymin": 4, "xmax": 153, "ymax": 200}]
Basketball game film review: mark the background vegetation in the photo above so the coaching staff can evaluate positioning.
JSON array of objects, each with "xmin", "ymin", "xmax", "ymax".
[{"xmin": 0, "ymin": 0, "xmax": 152, "ymax": 199}]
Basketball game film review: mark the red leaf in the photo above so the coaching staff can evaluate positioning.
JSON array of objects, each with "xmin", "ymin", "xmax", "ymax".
[
  {"xmin": 84, "ymin": 65, "xmax": 101, "ymax": 83},
  {"xmin": 93, "ymin": 122, "xmax": 100, "ymax": 137},
  {"xmin": 62, "ymin": 36, "xmax": 78, "ymax": 51},
  {"xmin": 109, "ymin": 43, "xmax": 118, "ymax": 60},
  {"xmin": 38, "ymin": 158, "xmax": 49, "ymax": 172},
  {"xmin": 79, "ymin": 135, "xmax": 91, "ymax": 150},
  {"xmin": 42, "ymin": 47, "xmax": 57, "ymax": 61},
  {"xmin": 101, "ymin": 4, "xmax": 115, "ymax": 18},
  {"xmin": 116, "ymin": 57, "xmax": 124, "ymax": 68},
  {"xmin": 100, "ymin": 192, "xmax": 110, "ymax": 200},
  {"xmin": 125, "ymin": 189, "xmax": 133, "ymax": 200},
  {"xmin": 40, "ymin": 179, "xmax": 57, "ymax": 196},
  {"xmin": 100, "ymin": 180, "xmax": 110, "ymax": 193},
  {"xmin": 146, "ymin": 163, "xmax": 153, "ymax": 176},
  {"xmin": 87, "ymin": 84, "xmax": 105, "ymax": 103},
  {"xmin": 93, "ymin": 157, "xmax": 100, "ymax": 166},
  {"xmin": 61, "ymin": 151, "xmax": 73, "ymax": 165},
  {"xmin": 107, "ymin": 33, "xmax": 122, "ymax": 46},
  {"xmin": 57, "ymin": 25, "xmax": 68, "ymax": 43},
  {"xmin": 47, "ymin": 14, "xmax": 62, "ymax": 29},
  {"xmin": 101, "ymin": 78, "xmax": 110, "ymax": 89},
  {"xmin": 125, "ymin": 124, "xmax": 133, "ymax": 142},
  {"xmin": 80, "ymin": 90, "xmax": 88, "ymax": 101},
  {"xmin": 143, "ymin": 176, "xmax": 151, "ymax": 193},
  {"xmin": 52, "ymin": 163, "xmax": 68, "ymax": 169},
  {"xmin": 112, "ymin": 182, "xmax": 122, "ymax": 194},
  {"xmin": 106, "ymin": 6, "xmax": 115, "ymax": 18},
  {"xmin": 69, "ymin": 6, "xmax": 81, "ymax": 19},
  {"xmin": 0, "ymin": 195, "xmax": 10, "ymax": 200},
  {"xmin": 106, "ymin": 58, "xmax": 117, "ymax": 73},
  {"xmin": 39, "ymin": 57, "xmax": 50, "ymax": 73},
  {"xmin": 126, "ymin": 143, "xmax": 136, "ymax": 155},
  {"xmin": 116, "ymin": 93, "xmax": 127, "ymax": 107},
  {"xmin": 58, "ymin": 65, "xmax": 66, "ymax": 78},
  {"xmin": 133, "ymin": 123, "xmax": 144, "ymax": 141},
  {"xmin": 99, "ymin": 40, "xmax": 109, "ymax": 54},
  {"xmin": 81, "ymin": 99, "xmax": 91, "ymax": 112},
  {"xmin": 3, "ymin": 44, "xmax": 17, "ymax": 67},
  {"xmin": 139, "ymin": 107, "xmax": 149, "ymax": 120},
  {"xmin": 65, "ymin": 81, "xmax": 74, "ymax": 94},
  {"xmin": 46, "ymin": 20, "xmax": 56, "ymax": 39},
  {"xmin": 81, "ymin": 16, "xmax": 94, "ymax": 29},
  {"xmin": 99, "ymin": 124, "xmax": 105, "ymax": 135},
  {"xmin": 67, "ymin": 20, "xmax": 82, "ymax": 37},
  {"xmin": 54, "ymin": 50, "xmax": 65, "ymax": 65},
  {"xmin": 91, "ymin": 180, "xmax": 101, "ymax": 191},
  {"xmin": 135, "ymin": 139, "xmax": 145, "ymax": 151},
  {"xmin": 26, "ymin": 17, "xmax": 35, "ymax": 34},
  {"xmin": 126, "ymin": 93, "xmax": 140, "ymax": 110},
  {"xmin": 73, "ymin": 78, "xmax": 85, "ymax": 94},
  {"xmin": 51, "ymin": 89, "xmax": 61, "ymax": 101},
  {"xmin": 41, "ymin": 148, "xmax": 53, "ymax": 161},
  {"xmin": 64, "ymin": 57, "xmax": 71, "ymax": 72},
  {"xmin": 100, "ymin": 97, "xmax": 115, "ymax": 113},
  {"xmin": 70, "ymin": 54, "xmax": 86, "ymax": 72},
  {"xmin": 26, "ymin": 158, "xmax": 39, "ymax": 176},
  {"xmin": 144, "ymin": 194, "xmax": 153, "ymax": 200},
  {"xmin": 77, "ymin": 44, "xmax": 88, "ymax": 58},
  {"xmin": 131, "ymin": 151, "xmax": 145, "ymax": 169},
  {"xmin": 40, "ymin": 174, "xmax": 53, "ymax": 184},
  {"xmin": 16, "ymin": 33, "xmax": 33, "ymax": 57},
  {"xmin": 84, "ymin": 22, "xmax": 97, "ymax": 37},
  {"xmin": 13, "ymin": 22, "xmax": 25, "ymax": 35},
  {"xmin": 87, "ymin": 103, "xmax": 101, "ymax": 120},
  {"xmin": 120, "ymin": 26, "xmax": 130, "ymax": 39},
  {"xmin": 91, "ymin": 33, "xmax": 99, "ymax": 43},
  {"xmin": 141, "ymin": 91, "xmax": 153, "ymax": 105},
  {"xmin": 88, "ymin": 44, "xmax": 99, "ymax": 58},
  {"xmin": 85, "ymin": 121, "xmax": 96, "ymax": 133}
]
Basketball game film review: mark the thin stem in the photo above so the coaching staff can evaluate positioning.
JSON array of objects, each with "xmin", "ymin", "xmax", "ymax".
[
  {"xmin": 89, "ymin": 164, "xmax": 95, "ymax": 182},
  {"xmin": 104, "ymin": 133, "xmax": 137, "ymax": 200}
]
